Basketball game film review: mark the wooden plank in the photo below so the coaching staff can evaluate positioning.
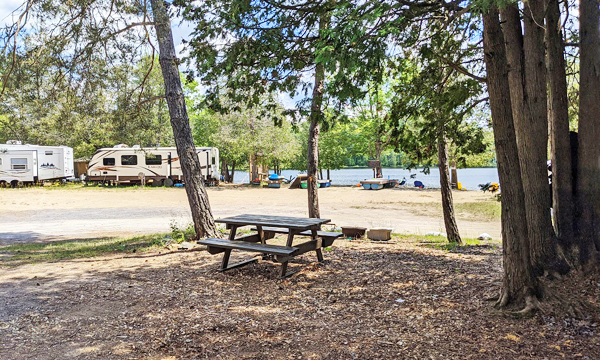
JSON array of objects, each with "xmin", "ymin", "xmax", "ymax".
[
  {"xmin": 218, "ymin": 257, "xmax": 259, "ymax": 272},
  {"xmin": 231, "ymin": 233, "xmax": 261, "ymax": 243},
  {"xmin": 276, "ymin": 239, "xmax": 321, "ymax": 262},
  {"xmin": 198, "ymin": 238, "xmax": 297, "ymax": 256},
  {"xmin": 215, "ymin": 214, "xmax": 330, "ymax": 230}
]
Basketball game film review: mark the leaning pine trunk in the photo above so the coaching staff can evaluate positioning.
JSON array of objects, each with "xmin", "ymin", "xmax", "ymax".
[
  {"xmin": 546, "ymin": 0, "xmax": 574, "ymax": 250},
  {"xmin": 437, "ymin": 128, "xmax": 461, "ymax": 244},
  {"xmin": 483, "ymin": 8, "xmax": 538, "ymax": 310},
  {"xmin": 576, "ymin": 0, "xmax": 600, "ymax": 261},
  {"xmin": 150, "ymin": 0, "xmax": 217, "ymax": 238}
]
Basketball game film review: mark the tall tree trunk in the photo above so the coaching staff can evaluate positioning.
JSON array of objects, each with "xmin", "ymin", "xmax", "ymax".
[
  {"xmin": 576, "ymin": 0, "xmax": 600, "ymax": 261},
  {"xmin": 546, "ymin": 0, "xmax": 574, "ymax": 250},
  {"xmin": 307, "ymin": 15, "xmax": 329, "ymax": 219},
  {"xmin": 150, "ymin": 0, "xmax": 216, "ymax": 238},
  {"xmin": 222, "ymin": 159, "xmax": 230, "ymax": 182},
  {"xmin": 250, "ymin": 153, "xmax": 258, "ymax": 182},
  {"xmin": 307, "ymin": 116, "xmax": 321, "ymax": 218},
  {"xmin": 483, "ymin": 8, "xmax": 538, "ymax": 310},
  {"xmin": 502, "ymin": 3, "xmax": 556, "ymax": 274},
  {"xmin": 375, "ymin": 141, "xmax": 383, "ymax": 177},
  {"xmin": 230, "ymin": 161, "xmax": 236, "ymax": 183},
  {"xmin": 437, "ymin": 128, "xmax": 461, "ymax": 244},
  {"xmin": 327, "ymin": 168, "xmax": 330, "ymax": 180}
]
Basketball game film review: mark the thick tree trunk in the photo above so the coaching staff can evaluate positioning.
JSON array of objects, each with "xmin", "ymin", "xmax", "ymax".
[
  {"xmin": 502, "ymin": 3, "xmax": 556, "ymax": 274},
  {"xmin": 576, "ymin": 0, "xmax": 600, "ymax": 261},
  {"xmin": 521, "ymin": 0, "xmax": 557, "ymax": 272},
  {"xmin": 222, "ymin": 160, "xmax": 230, "ymax": 182},
  {"xmin": 546, "ymin": 0, "xmax": 574, "ymax": 250},
  {"xmin": 437, "ymin": 129, "xmax": 461, "ymax": 244},
  {"xmin": 250, "ymin": 153, "xmax": 258, "ymax": 182},
  {"xmin": 150, "ymin": 0, "xmax": 217, "ymax": 238},
  {"xmin": 483, "ymin": 8, "xmax": 538, "ymax": 309}
]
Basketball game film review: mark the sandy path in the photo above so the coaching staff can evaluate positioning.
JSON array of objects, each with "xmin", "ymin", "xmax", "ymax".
[{"xmin": 0, "ymin": 186, "xmax": 500, "ymax": 244}]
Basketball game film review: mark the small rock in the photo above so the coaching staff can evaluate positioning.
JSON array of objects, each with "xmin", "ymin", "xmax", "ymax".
[
  {"xmin": 178, "ymin": 241, "xmax": 196, "ymax": 250},
  {"xmin": 477, "ymin": 233, "xmax": 492, "ymax": 240},
  {"xmin": 395, "ymin": 298, "xmax": 406, "ymax": 303}
]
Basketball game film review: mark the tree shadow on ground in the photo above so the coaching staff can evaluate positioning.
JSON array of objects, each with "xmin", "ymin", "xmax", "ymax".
[{"xmin": 0, "ymin": 238, "xmax": 598, "ymax": 360}]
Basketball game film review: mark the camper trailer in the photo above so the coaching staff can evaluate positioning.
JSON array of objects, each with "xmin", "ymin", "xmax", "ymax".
[
  {"xmin": 0, "ymin": 142, "xmax": 74, "ymax": 186},
  {"xmin": 86, "ymin": 145, "xmax": 220, "ymax": 186}
]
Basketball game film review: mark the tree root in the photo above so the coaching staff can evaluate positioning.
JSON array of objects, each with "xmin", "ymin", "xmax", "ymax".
[
  {"xmin": 494, "ymin": 290, "xmax": 509, "ymax": 309},
  {"xmin": 510, "ymin": 295, "xmax": 540, "ymax": 319}
]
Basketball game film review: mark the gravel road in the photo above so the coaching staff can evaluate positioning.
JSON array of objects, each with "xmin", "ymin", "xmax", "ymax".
[{"xmin": 0, "ymin": 186, "xmax": 501, "ymax": 245}]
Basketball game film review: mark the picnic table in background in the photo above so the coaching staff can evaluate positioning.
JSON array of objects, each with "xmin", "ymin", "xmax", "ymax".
[{"xmin": 198, "ymin": 214, "xmax": 343, "ymax": 277}]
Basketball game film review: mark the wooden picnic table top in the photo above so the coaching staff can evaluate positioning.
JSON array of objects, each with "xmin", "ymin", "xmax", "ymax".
[{"xmin": 215, "ymin": 214, "xmax": 331, "ymax": 230}]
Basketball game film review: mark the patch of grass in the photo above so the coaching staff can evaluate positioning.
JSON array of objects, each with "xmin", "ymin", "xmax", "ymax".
[
  {"xmin": 0, "ymin": 234, "xmax": 168, "ymax": 266},
  {"xmin": 454, "ymin": 201, "xmax": 501, "ymax": 221}
]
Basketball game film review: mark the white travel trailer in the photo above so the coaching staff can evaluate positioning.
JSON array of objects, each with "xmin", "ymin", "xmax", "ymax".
[
  {"xmin": 86, "ymin": 145, "xmax": 220, "ymax": 186},
  {"xmin": 0, "ymin": 141, "xmax": 74, "ymax": 186}
]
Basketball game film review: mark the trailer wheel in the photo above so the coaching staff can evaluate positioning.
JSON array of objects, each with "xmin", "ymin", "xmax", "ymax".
[
  {"xmin": 151, "ymin": 179, "xmax": 163, "ymax": 187},
  {"xmin": 163, "ymin": 178, "xmax": 174, "ymax": 187},
  {"xmin": 0, "ymin": 181, "xmax": 6, "ymax": 188}
]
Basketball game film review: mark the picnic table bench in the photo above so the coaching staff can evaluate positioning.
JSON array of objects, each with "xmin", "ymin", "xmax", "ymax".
[{"xmin": 198, "ymin": 214, "xmax": 342, "ymax": 277}]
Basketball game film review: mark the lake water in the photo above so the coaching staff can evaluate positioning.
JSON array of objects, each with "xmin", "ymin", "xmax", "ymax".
[{"xmin": 232, "ymin": 167, "xmax": 499, "ymax": 191}]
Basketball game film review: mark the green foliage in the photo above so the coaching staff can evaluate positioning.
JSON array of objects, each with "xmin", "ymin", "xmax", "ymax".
[
  {"xmin": 189, "ymin": 88, "xmax": 301, "ymax": 170},
  {"xmin": 387, "ymin": 22, "xmax": 488, "ymax": 170},
  {"xmin": 0, "ymin": 234, "xmax": 166, "ymax": 266},
  {"xmin": 0, "ymin": 50, "xmax": 173, "ymax": 158}
]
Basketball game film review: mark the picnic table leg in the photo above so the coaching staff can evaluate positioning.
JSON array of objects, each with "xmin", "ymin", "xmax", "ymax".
[
  {"xmin": 256, "ymin": 225, "xmax": 265, "ymax": 244},
  {"xmin": 280, "ymin": 231, "xmax": 295, "ymax": 277},
  {"xmin": 312, "ymin": 229, "xmax": 324, "ymax": 262},
  {"xmin": 221, "ymin": 249, "xmax": 232, "ymax": 270},
  {"xmin": 228, "ymin": 225, "xmax": 238, "ymax": 240}
]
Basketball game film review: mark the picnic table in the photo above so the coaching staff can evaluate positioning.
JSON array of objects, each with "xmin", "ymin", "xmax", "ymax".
[{"xmin": 198, "ymin": 214, "xmax": 342, "ymax": 277}]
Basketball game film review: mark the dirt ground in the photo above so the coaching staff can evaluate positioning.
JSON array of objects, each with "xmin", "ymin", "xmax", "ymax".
[
  {"xmin": 0, "ymin": 185, "xmax": 501, "ymax": 245},
  {"xmin": 0, "ymin": 236, "xmax": 598, "ymax": 359}
]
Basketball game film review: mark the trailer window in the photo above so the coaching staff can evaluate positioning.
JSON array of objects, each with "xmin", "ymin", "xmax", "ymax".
[
  {"xmin": 212, "ymin": 157, "xmax": 215, "ymax": 165},
  {"xmin": 45, "ymin": 151, "xmax": 53, "ymax": 155},
  {"xmin": 121, "ymin": 155, "xmax": 138, "ymax": 165},
  {"xmin": 11, "ymin": 158, "xmax": 27, "ymax": 170},
  {"xmin": 103, "ymin": 158, "xmax": 115, "ymax": 166},
  {"xmin": 145, "ymin": 154, "xmax": 162, "ymax": 165}
]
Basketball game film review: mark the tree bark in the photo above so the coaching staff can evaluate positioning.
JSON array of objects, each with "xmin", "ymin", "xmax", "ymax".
[
  {"xmin": 502, "ymin": 3, "xmax": 556, "ymax": 274},
  {"xmin": 327, "ymin": 168, "xmax": 330, "ymax": 181},
  {"xmin": 307, "ymin": 14, "xmax": 329, "ymax": 219},
  {"xmin": 150, "ymin": 0, "xmax": 217, "ymax": 238},
  {"xmin": 375, "ymin": 141, "xmax": 383, "ymax": 177},
  {"xmin": 483, "ymin": 8, "xmax": 538, "ymax": 309},
  {"xmin": 546, "ymin": 0, "xmax": 574, "ymax": 249},
  {"xmin": 230, "ymin": 161, "xmax": 236, "ymax": 183},
  {"xmin": 437, "ymin": 128, "xmax": 461, "ymax": 244},
  {"xmin": 576, "ymin": 0, "xmax": 600, "ymax": 261}
]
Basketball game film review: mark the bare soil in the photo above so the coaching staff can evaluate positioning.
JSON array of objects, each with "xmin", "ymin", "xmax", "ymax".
[
  {"xmin": 0, "ymin": 236, "xmax": 598, "ymax": 359},
  {"xmin": 0, "ymin": 186, "xmax": 501, "ymax": 245}
]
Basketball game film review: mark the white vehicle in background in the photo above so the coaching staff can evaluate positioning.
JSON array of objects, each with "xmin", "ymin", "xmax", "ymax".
[
  {"xmin": 0, "ymin": 141, "xmax": 74, "ymax": 186},
  {"xmin": 86, "ymin": 145, "xmax": 219, "ymax": 186}
]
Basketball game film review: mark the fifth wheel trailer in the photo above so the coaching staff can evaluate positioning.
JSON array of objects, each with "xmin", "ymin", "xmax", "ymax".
[
  {"xmin": 0, "ymin": 142, "xmax": 74, "ymax": 186},
  {"xmin": 86, "ymin": 145, "xmax": 219, "ymax": 186}
]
